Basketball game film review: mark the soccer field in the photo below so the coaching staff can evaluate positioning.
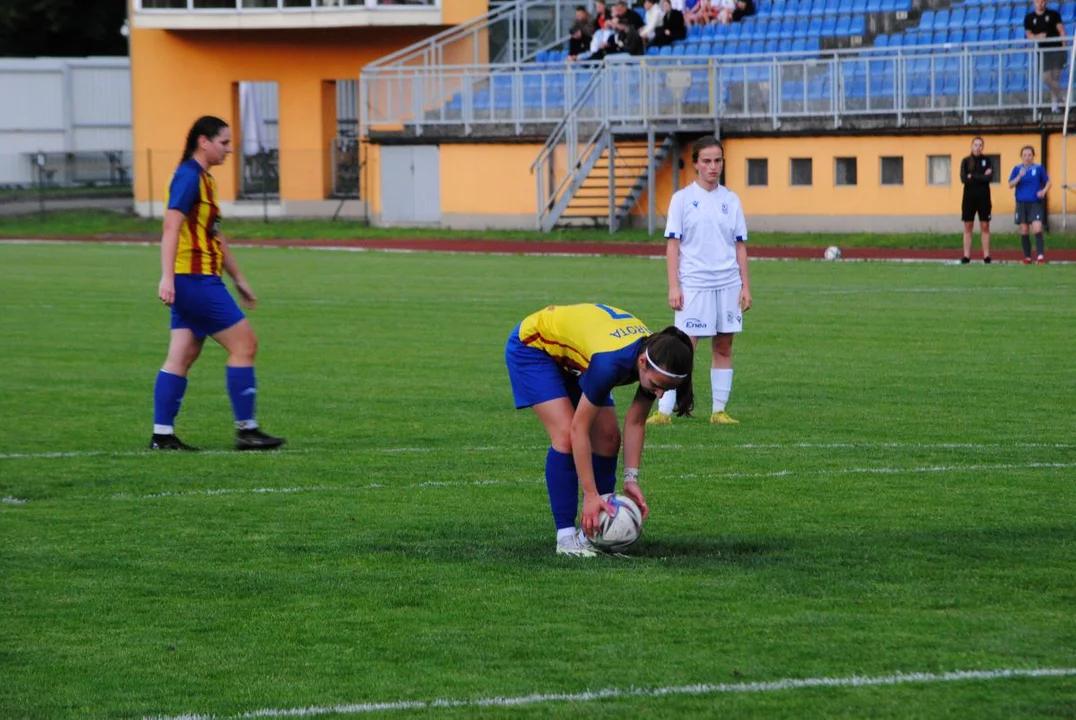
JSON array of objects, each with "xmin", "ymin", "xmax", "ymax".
[{"xmin": 1, "ymin": 242, "xmax": 1074, "ymax": 719}]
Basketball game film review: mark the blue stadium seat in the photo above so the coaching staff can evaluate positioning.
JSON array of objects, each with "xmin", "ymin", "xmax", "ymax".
[
  {"xmin": 810, "ymin": 76, "xmax": 832, "ymax": 101},
  {"xmin": 1065, "ymin": 5, "xmax": 1076, "ymax": 23},
  {"xmin": 851, "ymin": 0, "xmax": 868, "ymax": 12},
  {"xmin": 865, "ymin": 0, "xmax": 884, "ymax": 11},
  {"xmin": 980, "ymin": 28, "xmax": 996, "ymax": 43},
  {"xmin": 849, "ymin": 16, "xmax": 866, "ymax": 36},
  {"xmin": 980, "ymin": 7, "xmax": 996, "ymax": 26},
  {"xmin": 808, "ymin": 17, "xmax": 822, "ymax": 35},
  {"xmin": 874, "ymin": 33, "xmax": 890, "ymax": 48},
  {"xmin": 1004, "ymin": 70, "xmax": 1029, "ymax": 94},
  {"xmin": 965, "ymin": 8, "xmax": 980, "ymax": 27},
  {"xmin": 925, "ymin": 10, "xmax": 943, "ymax": 30},
  {"xmin": 973, "ymin": 71, "xmax": 997, "ymax": 95},
  {"xmin": 947, "ymin": 29, "xmax": 964, "ymax": 45},
  {"xmin": 821, "ymin": 16, "xmax": 837, "ymax": 35},
  {"xmin": 782, "ymin": 81, "xmax": 805, "ymax": 104},
  {"xmin": 996, "ymin": 6, "xmax": 1013, "ymax": 25},
  {"xmin": 835, "ymin": 16, "xmax": 851, "ymax": 36},
  {"xmin": 764, "ymin": 39, "xmax": 779, "ymax": 54},
  {"xmin": 964, "ymin": 28, "xmax": 979, "ymax": 44}
]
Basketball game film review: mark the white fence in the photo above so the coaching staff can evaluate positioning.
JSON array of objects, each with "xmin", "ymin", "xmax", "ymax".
[
  {"xmin": 0, "ymin": 57, "xmax": 360, "ymax": 189},
  {"xmin": 0, "ymin": 57, "xmax": 131, "ymax": 187}
]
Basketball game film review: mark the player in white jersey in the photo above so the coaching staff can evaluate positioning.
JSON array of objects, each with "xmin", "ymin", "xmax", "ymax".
[{"xmin": 647, "ymin": 136, "xmax": 752, "ymax": 426}]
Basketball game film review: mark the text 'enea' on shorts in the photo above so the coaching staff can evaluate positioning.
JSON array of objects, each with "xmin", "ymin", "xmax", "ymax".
[{"xmin": 674, "ymin": 287, "xmax": 744, "ymax": 337}]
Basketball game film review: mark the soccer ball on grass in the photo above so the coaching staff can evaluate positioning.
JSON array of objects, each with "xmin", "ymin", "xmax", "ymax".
[
  {"xmin": 824, "ymin": 246, "xmax": 842, "ymax": 261},
  {"xmin": 591, "ymin": 493, "xmax": 643, "ymax": 552}
]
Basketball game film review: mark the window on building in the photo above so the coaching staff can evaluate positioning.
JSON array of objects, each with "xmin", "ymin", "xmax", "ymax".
[
  {"xmin": 835, "ymin": 157, "xmax": 857, "ymax": 186},
  {"xmin": 880, "ymin": 156, "xmax": 904, "ymax": 186},
  {"xmin": 927, "ymin": 155, "xmax": 951, "ymax": 186},
  {"xmin": 747, "ymin": 158, "xmax": 768, "ymax": 187},
  {"xmin": 790, "ymin": 158, "xmax": 813, "ymax": 186},
  {"xmin": 985, "ymin": 154, "xmax": 1001, "ymax": 184}
]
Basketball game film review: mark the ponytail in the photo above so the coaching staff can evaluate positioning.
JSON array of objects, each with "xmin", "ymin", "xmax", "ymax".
[
  {"xmin": 181, "ymin": 115, "xmax": 229, "ymax": 164},
  {"xmin": 642, "ymin": 326, "xmax": 695, "ymax": 417}
]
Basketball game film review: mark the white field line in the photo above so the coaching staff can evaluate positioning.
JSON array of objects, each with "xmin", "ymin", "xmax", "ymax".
[
  {"xmin": 15, "ymin": 459, "xmax": 1058, "ymax": 505},
  {"xmin": 143, "ymin": 667, "xmax": 1076, "ymax": 719},
  {"xmin": 1, "ymin": 441, "xmax": 1071, "ymax": 462}
]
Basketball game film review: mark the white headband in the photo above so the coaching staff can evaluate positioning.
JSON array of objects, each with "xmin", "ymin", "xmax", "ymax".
[{"xmin": 645, "ymin": 349, "xmax": 687, "ymax": 379}]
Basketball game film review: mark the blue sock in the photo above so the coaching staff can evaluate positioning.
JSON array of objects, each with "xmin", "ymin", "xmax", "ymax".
[
  {"xmin": 226, "ymin": 366, "xmax": 257, "ymax": 428},
  {"xmin": 153, "ymin": 370, "xmax": 187, "ymax": 432},
  {"xmin": 545, "ymin": 448, "xmax": 579, "ymax": 530},
  {"xmin": 592, "ymin": 453, "xmax": 618, "ymax": 496}
]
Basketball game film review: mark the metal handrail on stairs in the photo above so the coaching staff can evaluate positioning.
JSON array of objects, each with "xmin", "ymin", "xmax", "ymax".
[{"xmin": 530, "ymin": 66, "xmax": 610, "ymax": 233}]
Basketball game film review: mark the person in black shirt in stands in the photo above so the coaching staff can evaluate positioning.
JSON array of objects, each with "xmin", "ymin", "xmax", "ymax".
[
  {"xmin": 650, "ymin": 0, "xmax": 687, "ymax": 47},
  {"xmin": 959, "ymin": 136, "xmax": 993, "ymax": 264},
  {"xmin": 1024, "ymin": 0, "xmax": 1067, "ymax": 113}
]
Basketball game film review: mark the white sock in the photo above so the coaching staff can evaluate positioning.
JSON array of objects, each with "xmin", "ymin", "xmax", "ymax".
[
  {"xmin": 712, "ymin": 368, "xmax": 733, "ymax": 412},
  {"xmin": 556, "ymin": 527, "xmax": 576, "ymax": 543},
  {"xmin": 153, "ymin": 424, "xmax": 174, "ymax": 435},
  {"xmin": 657, "ymin": 388, "xmax": 677, "ymax": 416}
]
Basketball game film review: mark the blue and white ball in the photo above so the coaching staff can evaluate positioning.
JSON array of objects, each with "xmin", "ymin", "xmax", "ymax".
[
  {"xmin": 824, "ymin": 246, "xmax": 842, "ymax": 261},
  {"xmin": 592, "ymin": 493, "xmax": 643, "ymax": 552}
]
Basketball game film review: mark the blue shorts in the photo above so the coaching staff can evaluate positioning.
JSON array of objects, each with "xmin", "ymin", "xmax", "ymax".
[
  {"xmin": 505, "ymin": 325, "xmax": 614, "ymax": 410},
  {"xmin": 170, "ymin": 274, "xmax": 245, "ymax": 339}
]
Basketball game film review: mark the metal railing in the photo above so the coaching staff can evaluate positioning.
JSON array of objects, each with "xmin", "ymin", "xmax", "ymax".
[
  {"xmin": 360, "ymin": 0, "xmax": 577, "ymax": 135},
  {"xmin": 362, "ymin": 39, "xmax": 1067, "ymax": 137},
  {"xmin": 531, "ymin": 68, "xmax": 608, "ymax": 232}
]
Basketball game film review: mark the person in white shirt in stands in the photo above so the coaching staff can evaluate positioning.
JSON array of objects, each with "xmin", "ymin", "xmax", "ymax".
[
  {"xmin": 647, "ymin": 136, "xmax": 752, "ymax": 427},
  {"xmin": 640, "ymin": 0, "xmax": 666, "ymax": 42},
  {"xmin": 568, "ymin": 23, "xmax": 619, "ymax": 60}
]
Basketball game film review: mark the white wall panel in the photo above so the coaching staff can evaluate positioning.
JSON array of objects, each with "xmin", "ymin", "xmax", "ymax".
[{"xmin": 0, "ymin": 71, "xmax": 65, "ymax": 131}]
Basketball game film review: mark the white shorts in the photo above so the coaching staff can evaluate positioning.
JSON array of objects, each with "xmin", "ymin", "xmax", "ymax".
[{"xmin": 675, "ymin": 286, "xmax": 743, "ymax": 336}]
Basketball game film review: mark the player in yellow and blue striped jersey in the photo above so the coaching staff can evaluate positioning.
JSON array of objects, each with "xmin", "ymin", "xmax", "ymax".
[
  {"xmin": 151, "ymin": 116, "xmax": 284, "ymax": 452},
  {"xmin": 505, "ymin": 303, "xmax": 695, "ymax": 557}
]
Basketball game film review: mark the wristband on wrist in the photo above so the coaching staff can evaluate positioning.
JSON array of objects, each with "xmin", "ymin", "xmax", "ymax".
[{"xmin": 624, "ymin": 467, "xmax": 640, "ymax": 484}]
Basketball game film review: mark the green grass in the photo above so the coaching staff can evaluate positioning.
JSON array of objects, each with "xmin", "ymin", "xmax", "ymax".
[
  {"xmin": 1, "ymin": 244, "xmax": 1075, "ymax": 718},
  {"xmin": 5, "ymin": 208, "xmax": 1076, "ymax": 249}
]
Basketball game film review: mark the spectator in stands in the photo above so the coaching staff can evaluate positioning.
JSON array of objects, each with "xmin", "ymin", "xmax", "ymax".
[
  {"xmin": 612, "ymin": 15, "xmax": 646, "ymax": 56},
  {"xmin": 569, "ymin": 5, "xmax": 597, "ymax": 57},
  {"xmin": 713, "ymin": 0, "xmax": 738, "ymax": 25},
  {"xmin": 1024, "ymin": 0, "xmax": 1066, "ymax": 113},
  {"xmin": 594, "ymin": 0, "xmax": 612, "ymax": 30},
  {"xmin": 959, "ymin": 136, "xmax": 993, "ymax": 265},
  {"xmin": 640, "ymin": 0, "xmax": 666, "ymax": 43},
  {"xmin": 570, "ymin": 22, "xmax": 616, "ymax": 61},
  {"xmin": 650, "ymin": 0, "xmax": 687, "ymax": 47},
  {"xmin": 731, "ymin": 0, "xmax": 756, "ymax": 22},
  {"xmin": 614, "ymin": 0, "xmax": 645, "ymax": 30},
  {"xmin": 682, "ymin": 0, "xmax": 715, "ymax": 27}
]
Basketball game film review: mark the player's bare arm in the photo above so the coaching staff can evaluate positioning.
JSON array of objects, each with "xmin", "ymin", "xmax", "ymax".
[
  {"xmin": 666, "ymin": 237, "xmax": 683, "ymax": 310},
  {"xmin": 158, "ymin": 209, "xmax": 185, "ymax": 306}
]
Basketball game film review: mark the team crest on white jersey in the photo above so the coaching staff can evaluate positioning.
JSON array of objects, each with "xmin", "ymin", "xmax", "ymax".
[{"xmin": 721, "ymin": 203, "xmax": 728, "ymax": 214}]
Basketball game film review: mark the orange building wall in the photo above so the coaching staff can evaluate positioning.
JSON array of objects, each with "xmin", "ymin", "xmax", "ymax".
[
  {"xmin": 440, "ymin": 144, "xmax": 538, "ymax": 217},
  {"xmin": 130, "ymin": 23, "xmax": 477, "ymax": 208},
  {"xmin": 637, "ymin": 134, "xmax": 1076, "ymax": 221}
]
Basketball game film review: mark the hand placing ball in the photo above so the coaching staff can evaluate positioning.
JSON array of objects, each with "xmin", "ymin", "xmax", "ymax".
[{"xmin": 590, "ymin": 493, "xmax": 644, "ymax": 552}]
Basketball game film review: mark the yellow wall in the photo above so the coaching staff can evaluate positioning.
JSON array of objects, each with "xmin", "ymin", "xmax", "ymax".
[
  {"xmin": 637, "ymin": 134, "xmax": 1074, "ymax": 219},
  {"xmin": 440, "ymin": 144, "xmax": 538, "ymax": 216}
]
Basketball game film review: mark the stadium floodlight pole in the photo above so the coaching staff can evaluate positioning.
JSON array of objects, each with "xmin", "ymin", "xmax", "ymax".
[{"xmin": 1062, "ymin": 31, "xmax": 1076, "ymax": 229}]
